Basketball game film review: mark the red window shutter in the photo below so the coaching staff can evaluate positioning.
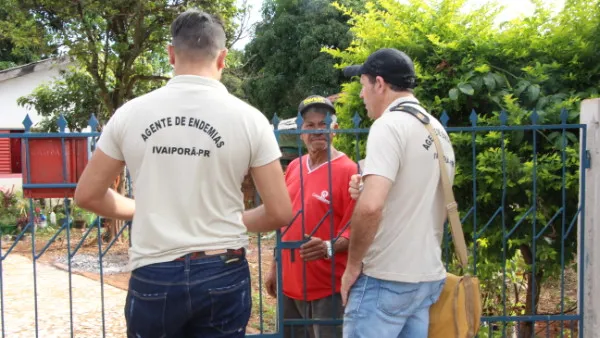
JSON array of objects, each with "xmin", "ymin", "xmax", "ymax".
[{"xmin": 0, "ymin": 131, "xmax": 11, "ymax": 174}]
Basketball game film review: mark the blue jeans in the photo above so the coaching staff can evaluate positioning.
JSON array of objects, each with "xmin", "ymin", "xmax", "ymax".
[
  {"xmin": 343, "ymin": 274, "xmax": 445, "ymax": 338},
  {"xmin": 124, "ymin": 251, "xmax": 251, "ymax": 338}
]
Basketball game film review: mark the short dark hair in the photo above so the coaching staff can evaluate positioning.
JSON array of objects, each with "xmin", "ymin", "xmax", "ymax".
[
  {"xmin": 170, "ymin": 9, "xmax": 226, "ymax": 59},
  {"xmin": 365, "ymin": 74, "xmax": 413, "ymax": 93}
]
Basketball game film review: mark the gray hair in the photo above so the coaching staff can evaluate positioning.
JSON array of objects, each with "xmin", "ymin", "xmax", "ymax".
[{"xmin": 170, "ymin": 9, "xmax": 226, "ymax": 60}]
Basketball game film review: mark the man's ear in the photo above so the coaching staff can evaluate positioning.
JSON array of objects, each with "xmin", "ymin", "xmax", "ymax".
[
  {"xmin": 216, "ymin": 48, "xmax": 228, "ymax": 71},
  {"xmin": 330, "ymin": 122, "xmax": 339, "ymax": 139},
  {"xmin": 375, "ymin": 76, "xmax": 386, "ymax": 93},
  {"xmin": 167, "ymin": 44, "xmax": 176, "ymax": 66}
]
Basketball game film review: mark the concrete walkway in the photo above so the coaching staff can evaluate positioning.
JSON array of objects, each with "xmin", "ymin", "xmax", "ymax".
[{"xmin": 0, "ymin": 254, "xmax": 127, "ymax": 337}]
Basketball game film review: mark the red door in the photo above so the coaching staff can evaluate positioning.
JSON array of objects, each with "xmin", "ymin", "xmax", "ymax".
[
  {"xmin": 10, "ymin": 131, "xmax": 23, "ymax": 174},
  {"xmin": 0, "ymin": 130, "xmax": 11, "ymax": 174}
]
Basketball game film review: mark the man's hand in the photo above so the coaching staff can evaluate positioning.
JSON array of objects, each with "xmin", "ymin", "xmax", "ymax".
[
  {"xmin": 348, "ymin": 174, "xmax": 362, "ymax": 200},
  {"xmin": 300, "ymin": 236, "xmax": 328, "ymax": 261},
  {"xmin": 243, "ymin": 159, "xmax": 293, "ymax": 233},
  {"xmin": 74, "ymin": 149, "xmax": 134, "ymax": 220},
  {"xmin": 341, "ymin": 263, "xmax": 362, "ymax": 306},
  {"xmin": 265, "ymin": 262, "xmax": 277, "ymax": 298}
]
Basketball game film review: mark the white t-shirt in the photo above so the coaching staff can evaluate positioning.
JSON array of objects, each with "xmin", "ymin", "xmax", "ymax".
[
  {"xmin": 361, "ymin": 96, "xmax": 455, "ymax": 283},
  {"xmin": 96, "ymin": 75, "xmax": 282, "ymax": 271}
]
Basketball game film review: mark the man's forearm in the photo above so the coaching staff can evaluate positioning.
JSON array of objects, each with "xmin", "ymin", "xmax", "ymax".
[
  {"xmin": 347, "ymin": 209, "xmax": 381, "ymax": 267},
  {"xmin": 333, "ymin": 237, "xmax": 349, "ymax": 253},
  {"xmin": 83, "ymin": 189, "xmax": 135, "ymax": 221},
  {"xmin": 243, "ymin": 205, "xmax": 290, "ymax": 233}
]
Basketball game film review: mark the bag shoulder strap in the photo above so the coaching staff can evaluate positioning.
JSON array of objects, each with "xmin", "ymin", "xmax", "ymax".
[{"xmin": 390, "ymin": 103, "xmax": 469, "ymax": 270}]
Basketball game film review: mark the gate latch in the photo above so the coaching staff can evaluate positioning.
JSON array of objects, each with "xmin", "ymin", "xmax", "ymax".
[{"xmin": 585, "ymin": 150, "xmax": 592, "ymax": 169}]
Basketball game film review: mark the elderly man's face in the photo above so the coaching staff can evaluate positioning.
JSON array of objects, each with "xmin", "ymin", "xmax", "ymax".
[{"xmin": 300, "ymin": 110, "xmax": 336, "ymax": 153}]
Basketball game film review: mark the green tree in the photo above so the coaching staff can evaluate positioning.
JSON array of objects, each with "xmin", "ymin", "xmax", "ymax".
[
  {"xmin": 222, "ymin": 49, "xmax": 249, "ymax": 99},
  {"xmin": 242, "ymin": 0, "xmax": 366, "ymax": 119},
  {"xmin": 8, "ymin": 0, "xmax": 242, "ymax": 126},
  {"xmin": 8, "ymin": 0, "xmax": 243, "ymax": 241},
  {"xmin": 0, "ymin": 0, "xmax": 57, "ymax": 70},
  {"xmin": 324, "ymin": 0, "xmax": 598, "ymax": 336},
  {"xmin": 17, "ymin": 67, "xmax": 104, "ymax": 132},
  {"xmin": 18, "ymin": 50, "xmax": 250, "ymax": 132}
]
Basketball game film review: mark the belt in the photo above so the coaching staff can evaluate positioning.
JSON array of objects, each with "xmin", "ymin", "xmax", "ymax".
[{"xmin": 174, "ymin": 248, "xmax": 245, "ymax": 261}]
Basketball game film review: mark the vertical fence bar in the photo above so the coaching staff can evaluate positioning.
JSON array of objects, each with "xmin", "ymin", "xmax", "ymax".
[
  {"xmin": 294, "ymin": 112, "xmax": 310, "ymax": 333},
  {"xmin": 500, "ymin": 110, "xmax": 508, "ymax": 337},
  {"xmin": 578, "ymin": 124, "xmax": 587, "ymax": 338},
  {"xmin": 22, "ymin": 116, "xmax": 41, "ymax": 338},
  {"xmin": 57, "ymin": 114, "xmax": 76, "ymax": 337},
  {"xmin": 440, "ymin": 112, "xmax": 452, "ymax": 270},
  {"xmin": 0, "ymin": 124, "xmax": 14, "ymax": 338},
  {"xmin": 257, "ymin": 231, "xmax": 264, "ymax": 333},
  {"xmin": 469, "ymin": 110, "xmax": 478, "ymax": 275},
  {"xmin": 97, "ymin": 206, "xmax": 107, "ymax": 338},
  {"xmin": 272, "ymin": 117, "xmax": 286, "ymax": 337},
  {"xmin": 28, "ymin": 196, "xmax": 38, "ymax": 338},
  {"xmin": 324, "ymin": 112, "xmax": 338, "ymax": 330},
  {"xmin": 531, "ymin": 110, "xmax": 539, "ymax": 335},
  {"xmin": 560, "ymin": 109, "xmax": 568, "ymax": 336},
  {"xmin": 64, "ymin": 198, "xmax": 73, "ymax": 335},
  {"xmin": 269, "ymin": 113, "xmax": 279, "ymax": 335},
  {"xmin": 276, "ymin": 227, "xmax": 284, "ymax": 336},
  {"xmin": 353, "ymin": 112, "xmax": 362, "ymax": 173}
]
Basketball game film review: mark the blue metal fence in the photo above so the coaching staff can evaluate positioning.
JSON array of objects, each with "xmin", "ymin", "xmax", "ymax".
[
  {"xmin": 0, "ymin": 108, "xmax": 587, "ymax": 338},
  {"xmin": 267, "ymin": 108, "xmax": 587, "ymax": 338}
]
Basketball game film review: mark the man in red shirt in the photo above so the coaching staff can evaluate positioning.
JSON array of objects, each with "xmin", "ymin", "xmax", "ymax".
[{"xmin": 265, "ymin": 95, "xmax": 358, "ymax": 338}]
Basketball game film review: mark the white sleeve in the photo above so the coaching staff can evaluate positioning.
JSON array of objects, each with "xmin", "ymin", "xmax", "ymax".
[
  {"xmin": 250, "ymin": 114, "xmax": 282, "ymax": 168},
  {"xmin": 96, "ymin": 108, "xmax": 125, "ymax": 161},
  {"xmin": 362, "ymin": 119, "xmax": 403, "ymax": 182}
]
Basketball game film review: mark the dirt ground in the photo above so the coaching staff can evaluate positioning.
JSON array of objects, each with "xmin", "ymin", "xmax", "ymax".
[
  {"xmin": 2, "ymin": 230, "xmax": 278, "ymax": 334},
  {"xmin": 1, "ymin": 230, "xmax": 580, "ymax": 337}
]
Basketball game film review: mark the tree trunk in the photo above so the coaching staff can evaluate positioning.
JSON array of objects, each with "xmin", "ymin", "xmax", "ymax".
[{"xmin": 519, "ymin": 244, "xmax": 544, "ymax": 338}]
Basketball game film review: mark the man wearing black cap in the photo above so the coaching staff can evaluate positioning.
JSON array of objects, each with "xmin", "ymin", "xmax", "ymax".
[
  {"xmin": 264, "ymin": 95, "xmax": 358, "ymax": 338},
  {"xmin": 340, "ymin": 48, "xmax": 456, "ymax": 337}
]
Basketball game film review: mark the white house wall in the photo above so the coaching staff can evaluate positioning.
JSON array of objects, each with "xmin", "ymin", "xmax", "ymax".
[{"xmin": 0, "ymin": 57, "xmax": 73, "ymax": 130}]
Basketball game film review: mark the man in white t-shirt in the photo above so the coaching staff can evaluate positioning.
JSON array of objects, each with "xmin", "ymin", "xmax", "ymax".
[
  {"xmin": 74, "ymin": 9, "xmax": 293, "ymax": 338},
  {"xmin": 339, "ymin": 48, "xmax": 455, "ymax": 337}
]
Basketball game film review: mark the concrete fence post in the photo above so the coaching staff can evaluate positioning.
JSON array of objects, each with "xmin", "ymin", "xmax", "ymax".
[{"xmin": 580, "ymin": 98, "xmax": 600, "ymax": 337}]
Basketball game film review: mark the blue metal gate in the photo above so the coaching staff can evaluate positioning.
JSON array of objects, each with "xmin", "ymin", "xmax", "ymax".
[
  {"xmin": 265, "ymin": 108, "xmax": 588, "ymax": 338},
  {"xmin": 0, "ymin": 108, "xmax": 587, "ymax": 337}
]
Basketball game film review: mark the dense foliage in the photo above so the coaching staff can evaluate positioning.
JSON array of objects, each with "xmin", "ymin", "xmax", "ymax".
[
  {"xmin": 0, "ymin": 0, "xmax": 58, "ymax": 70},
  {"xmin": 242, "ymin": 0, "xmax": 366, "ymax": 119}
]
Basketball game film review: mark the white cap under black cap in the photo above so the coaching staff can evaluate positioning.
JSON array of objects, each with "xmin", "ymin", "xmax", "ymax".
[{"xmin": 343, "ymin": 48, "xmax": 417, "ymax": 89}]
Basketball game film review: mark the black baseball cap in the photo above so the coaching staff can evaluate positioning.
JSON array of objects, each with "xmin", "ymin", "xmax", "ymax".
[
  {"xmin": 298, "ymin": 95, "xmax": 336, "ymax": 116},
  {"xmin": 343, "ymin": 48, "xmax": 417, "ymax": 88}
]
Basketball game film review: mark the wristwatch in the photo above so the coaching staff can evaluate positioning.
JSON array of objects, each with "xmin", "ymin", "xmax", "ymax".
[{"xmin": 324, "ymin": 240, "xmax": 333, "ymax": 259}]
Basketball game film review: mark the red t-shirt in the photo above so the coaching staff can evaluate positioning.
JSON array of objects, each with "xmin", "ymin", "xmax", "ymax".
[{"xmin": 281, "ymin": 153, "xmax": 358, "ymax": 301}]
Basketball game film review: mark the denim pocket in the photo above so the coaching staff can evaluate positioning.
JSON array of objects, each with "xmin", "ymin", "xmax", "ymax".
[
  {"xmin": 428, "ymin": 278, "xmax": 446, "ymax": 304},
  {"xmin": 208, "ymin": 277, "xmax": 251, "ymax": 335},
  {"xmin": 376, "ymin": 281, "xmax": 421, "ymax": 316},
  {"xmin": 125, "ymin": 289, "xmax": 168, "ymax": 338},
  {"xmin": 344, "ymin": 274, "xmax": 369, "ymax": 318}
]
